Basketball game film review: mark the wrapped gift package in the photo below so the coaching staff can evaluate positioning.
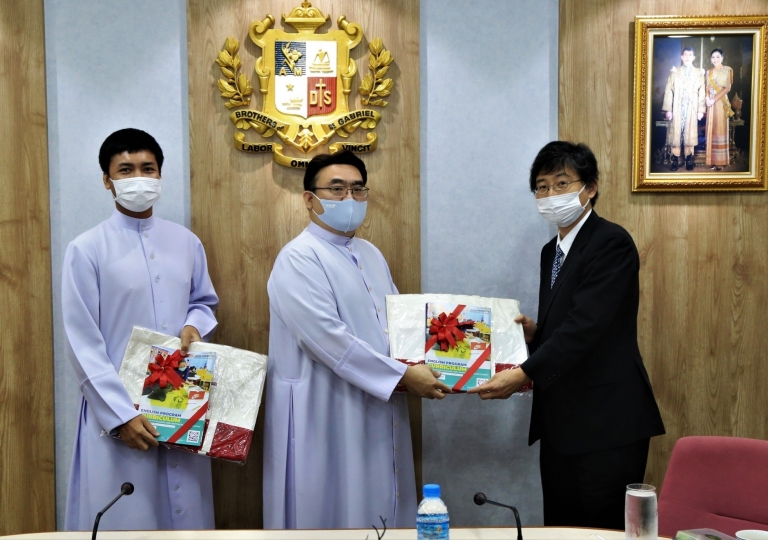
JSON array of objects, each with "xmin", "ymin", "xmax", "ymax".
[
  {"xmin": 140, "ymin": 345, "xmax": 216, "ymax": 446},
  {"xmin": 118, "ymin": 326, "xmax": 267, "ymax": 464},
  {"xmin": 386, "ymin": 294, "xmax": 532, "ymax": 394}
]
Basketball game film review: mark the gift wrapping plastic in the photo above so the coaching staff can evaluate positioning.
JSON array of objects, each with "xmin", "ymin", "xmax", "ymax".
[
  {"xmin": 117, "ymin": 326, "xmax": 267, "ymax": 464},
  {"xmin": 386, "ymin": 294, "xmax": 532, "ymax": 395}
]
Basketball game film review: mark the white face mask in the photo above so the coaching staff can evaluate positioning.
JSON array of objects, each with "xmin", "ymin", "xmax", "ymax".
[
  {"xmin": 311, "ymin": 193, "xmax": 367, "ymax": 233},
  {"xmin": 111, "ymin": 176, "xmax": 161, "ymax": 212},
  {"xmin": 536, "ymin": 185, "xmax": 588, "ymax": 228}
]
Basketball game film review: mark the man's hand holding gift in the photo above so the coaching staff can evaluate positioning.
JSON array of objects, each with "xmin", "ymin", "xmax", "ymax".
[
  {"xmin": 514, "ymin": 313, "xmax": 537, "ymax": 344},
  {"xmin": 400, "ymin": 364, "xmax": 453, "ymax": 399},
  {"xmin": 180, "ymin": 324, "xmax": 202, "ymax": 356},
  {"xmin": 118, "ymin": 415, "xmax": 160, "ymax": 451},
  {"xmin": 468, "ymin": 313, "xmax": 534, "ymax": 400},
  {"xmin": 467, "ymin": 366, "xmax": 531, "ymax": 400}
]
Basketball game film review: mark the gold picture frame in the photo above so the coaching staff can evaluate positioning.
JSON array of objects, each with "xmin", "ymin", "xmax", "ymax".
[{"xmin": 632, "ymin": 15, "xmax": 768, "ymax": 192}]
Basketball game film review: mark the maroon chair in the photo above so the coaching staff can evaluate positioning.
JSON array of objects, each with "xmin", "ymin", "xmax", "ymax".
[{"xmin": 658, "ymin": 436, "xmax": 768, "ymax": 538}]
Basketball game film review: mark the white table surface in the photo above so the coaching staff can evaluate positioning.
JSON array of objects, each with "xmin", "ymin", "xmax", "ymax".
[{"xmin": 1, "ymin": 527, "xmax": 669, "ymax": 539}]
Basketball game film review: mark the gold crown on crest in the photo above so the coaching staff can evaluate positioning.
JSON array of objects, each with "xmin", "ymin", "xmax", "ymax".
[{"xmin": 283, "ymin": 2, "xmax": 329, "ymax": 33}]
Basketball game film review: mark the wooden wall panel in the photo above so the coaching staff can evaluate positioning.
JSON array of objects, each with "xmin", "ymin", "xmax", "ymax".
[
  {"xmin": 187, "ymin": 0, "xmax": 420, "ymax": 528},
  {"xmin": 560, "ymin": 0, "xmax": 768, "ymax": 490},
  {"xmin": 0, "ymin": 0, "xmax": 55, "ymax": 534}
]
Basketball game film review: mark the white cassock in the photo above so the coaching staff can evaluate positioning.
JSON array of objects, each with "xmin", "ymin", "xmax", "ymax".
[
  {"xmin": 264, "ymin": 222, "xmax": 416, "ymax": 529},
  {"xmin": 62, "ymin": 209, "xmax": 218, "ymax": 531}
]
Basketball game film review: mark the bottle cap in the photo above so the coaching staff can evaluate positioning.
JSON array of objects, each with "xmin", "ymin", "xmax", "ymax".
[{"xmin": 423, "ymin": 484, "xmax": 441, "ymax": 498}]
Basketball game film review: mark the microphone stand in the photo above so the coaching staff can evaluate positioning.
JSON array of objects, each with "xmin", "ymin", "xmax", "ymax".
[
  {"xmin": 92, "ymin": 482, "xmax": 134, "ymax": 540},
  {"xmin": 474, "ymin": 492, "xmax": 523, "ymax": 540}
]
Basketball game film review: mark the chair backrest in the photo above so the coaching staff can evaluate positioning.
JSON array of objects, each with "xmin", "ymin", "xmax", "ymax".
[{"xmin": 658, "ymin": 436, "xmax": 768, "ymax": 538}]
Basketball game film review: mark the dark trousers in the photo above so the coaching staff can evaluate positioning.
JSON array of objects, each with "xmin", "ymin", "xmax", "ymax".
[{"xmin": 539, "ymin": 435, "xmax": 651, "ymax": 530}]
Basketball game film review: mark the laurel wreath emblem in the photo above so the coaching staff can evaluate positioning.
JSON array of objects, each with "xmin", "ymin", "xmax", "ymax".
[
  {"xmin": 216, "ymin": 38, "xmax": 253, "ymax": 109},
  {"xmin": 213, "ymin": 5, "xmax": 394, "ymax": 167},
  {"xmin": 359, "ymin": 38, "xmax": 394, "ymax": 107}
]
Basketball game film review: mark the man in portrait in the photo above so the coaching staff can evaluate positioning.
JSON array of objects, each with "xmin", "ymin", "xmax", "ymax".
[{"xmin": 662, "ymin": 46, "xmax": 706, "ymax": 171}]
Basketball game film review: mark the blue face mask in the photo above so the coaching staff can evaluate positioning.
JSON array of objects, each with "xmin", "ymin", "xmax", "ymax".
[{"xmin": 312, "ymin": 193, "xmax": 368, "ymax": 233}]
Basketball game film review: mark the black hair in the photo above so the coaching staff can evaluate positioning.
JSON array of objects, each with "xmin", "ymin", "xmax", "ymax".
[
  {"xmin": 303, "ymin": 151, "xmax": 367, "ymax": 191},
  {"xmin": 682, "ymin": 46, "xmax": 695, "ymax": 55},
  {"xmin": 529, "ymin": 141, "xmax": 600, "ymax": 207},
  {"xmin": 98, "ymin": 128, "xmax": 164, "ymax": 174},
  {"xmin": 710, "ymin": 48, "xmax": 724, "ymax": 57}
]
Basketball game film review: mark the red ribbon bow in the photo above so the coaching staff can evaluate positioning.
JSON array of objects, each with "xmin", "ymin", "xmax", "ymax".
[
  {"xmin": 425, "ymin": 304, "xmax": 475, "ymax": 352},
  {"xmin": 143, "ymin": 350, "xmax": 185, "ymax": 390}
]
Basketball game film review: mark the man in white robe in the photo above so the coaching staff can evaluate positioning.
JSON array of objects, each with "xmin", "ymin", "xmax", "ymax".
[
  {"xmin": 63, "ymin": 128, "xmax": 219, "ymax": 531},
  {"xmin": 264, "ymin": 151, "xmax": 451, "ymax": 529}
]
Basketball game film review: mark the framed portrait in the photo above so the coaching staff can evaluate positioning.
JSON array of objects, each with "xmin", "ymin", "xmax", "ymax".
[{"xmin": 632, "ymin": 15, "xmax": 768, "ymax": 192}]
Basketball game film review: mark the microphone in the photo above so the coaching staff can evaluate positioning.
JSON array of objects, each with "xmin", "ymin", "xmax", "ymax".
[
  {"xmin": 474, "ymin": 492, "xmax": 523, "ymax": 540},
  {"xmin": 92, "ymin": 482, "xmax": 134, "ymax": 540}
]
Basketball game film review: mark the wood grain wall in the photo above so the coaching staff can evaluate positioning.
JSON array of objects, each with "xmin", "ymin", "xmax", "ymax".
[
  {"xmin": 0, "ymin": 0, "xmax": 56, "ymax": 534},
  {"xmin": 187, "ymin": 0, "xmax": 420, "ymax": 528},
  {"xmin": 560, "ymin": 0, "xmax": 768, "ymax": 489}
]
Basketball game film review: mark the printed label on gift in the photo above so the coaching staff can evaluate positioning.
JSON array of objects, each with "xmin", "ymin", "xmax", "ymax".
[
  {"xmin": 140, "ymin": 345, "xmax": 216, "ymax": 446},
  {"xmin": 425, "ymin": 303, "xmax": 491, "ymax": 391}
]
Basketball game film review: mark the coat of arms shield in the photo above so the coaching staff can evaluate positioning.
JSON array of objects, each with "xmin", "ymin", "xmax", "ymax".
[{"xmin": 215, "ymin": 2, "xmax": 394, "ymax": 168}]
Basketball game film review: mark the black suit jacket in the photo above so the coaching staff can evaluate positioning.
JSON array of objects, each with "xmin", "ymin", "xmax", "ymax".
[{"xmin": 524, "ymin": 211, "xmax": 665, "ymax": 455}]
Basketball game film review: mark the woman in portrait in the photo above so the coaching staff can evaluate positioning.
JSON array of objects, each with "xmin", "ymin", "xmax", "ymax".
[{"xmin": 705, "ymin": 48, "xmax": 734, "ymax": 170}]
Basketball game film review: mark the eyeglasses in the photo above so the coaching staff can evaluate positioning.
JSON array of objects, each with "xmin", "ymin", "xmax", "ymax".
[
  {"xmin": 313, "ymin": 186, "xmax": 370, "ymax": 200},
  {"xmin": 533, "ymin": 179, "xmax": 582, "ymax": 196}
]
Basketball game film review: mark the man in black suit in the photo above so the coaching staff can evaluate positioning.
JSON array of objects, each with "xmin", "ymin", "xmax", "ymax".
[{"xmin": 469, "ymin": 141, "xmax": 665, "ymax": 529}]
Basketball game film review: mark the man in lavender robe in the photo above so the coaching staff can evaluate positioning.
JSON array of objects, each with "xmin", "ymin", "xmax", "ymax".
[
  {"xmin": 62, "ymin": 128, "xmax": 219, "ymax": 531},
  {"xmin": 263, "ymin": 151, "xmax": 451, "ymax": 529}
]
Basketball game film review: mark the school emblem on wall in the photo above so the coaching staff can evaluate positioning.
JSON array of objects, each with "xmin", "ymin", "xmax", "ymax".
[{"xmin": 214, "ymin": 2, "xmax": 394, "ymax": 168}]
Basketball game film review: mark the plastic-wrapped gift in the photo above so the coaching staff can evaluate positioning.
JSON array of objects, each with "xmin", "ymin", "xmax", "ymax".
[
  {"xmin": 386, "ymin": 294, "xmax": 531, "ymax": 394},
  {"xmin": 117, "ymin": 326, "xmax": 267, "ymax": 464}
]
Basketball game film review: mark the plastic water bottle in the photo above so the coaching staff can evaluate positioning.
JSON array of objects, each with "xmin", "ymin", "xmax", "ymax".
[{"xmin": 417, "ymin": 483, "xmax": 449, "ymax": 540}]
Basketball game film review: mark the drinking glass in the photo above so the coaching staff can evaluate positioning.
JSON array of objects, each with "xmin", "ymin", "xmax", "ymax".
[{"xmin": 625, "ymin": 483, "xmax": 658, "ymax": 540}]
